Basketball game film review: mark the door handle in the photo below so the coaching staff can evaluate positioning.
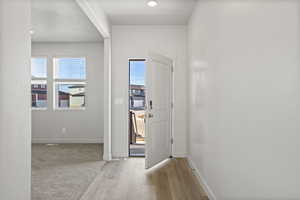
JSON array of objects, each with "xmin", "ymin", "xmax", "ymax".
[{"xmin": 148, "ymin": 113, "xmax": 154, "ymax": 118}]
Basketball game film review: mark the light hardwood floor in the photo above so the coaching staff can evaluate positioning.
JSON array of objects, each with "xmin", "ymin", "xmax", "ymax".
[{"xmin": 81, "ymin": 158, "xmax": 209, "ymax": 200}]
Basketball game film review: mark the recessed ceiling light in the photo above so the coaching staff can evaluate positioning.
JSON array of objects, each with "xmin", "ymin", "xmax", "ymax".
[
  {"xmin": 147, "ymin": 0, "xmax": 158, "ymax": 7},
  {"xmin": 29, "ymin": 29, "xmax": 35, "ymax": 35}
]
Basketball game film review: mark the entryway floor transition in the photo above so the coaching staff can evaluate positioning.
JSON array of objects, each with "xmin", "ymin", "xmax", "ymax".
[
  {"xmin": 32, "ymin": 144, "xmax": 208, "ymax": 200},
  {"xmin": 129, "ymin": 144, "xmax": 145, "ymax": 157}
]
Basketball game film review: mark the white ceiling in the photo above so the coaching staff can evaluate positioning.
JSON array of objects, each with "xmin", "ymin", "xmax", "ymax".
[
  {"xmin": 31, "ymin": 0, "xmax": 103, "ymax": 42},
  {"xmin": 98, "ymin": 0, "xmax": 196, "ymax": 25},
  {"xmin": 31, "ymin": 0, "xmax": 196, "ymax": 42}
]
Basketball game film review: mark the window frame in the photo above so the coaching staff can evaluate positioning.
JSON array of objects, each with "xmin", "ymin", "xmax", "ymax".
[
  {"xmin": 53, "ymin": 57, "xmax": 87, "ymax": 111},
  {"xmin": 31, "ymin": 56, "xmax": 48, "ymax": 111}
]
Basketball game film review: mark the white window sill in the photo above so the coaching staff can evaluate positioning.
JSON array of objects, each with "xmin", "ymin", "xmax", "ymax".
[
  {"xmin": 54, "ymin": 107, "xmax": 86, "ymax": 111},
  {"xmin": 32, "ymin": 108, "xmax": 47, "ymax": 111}
]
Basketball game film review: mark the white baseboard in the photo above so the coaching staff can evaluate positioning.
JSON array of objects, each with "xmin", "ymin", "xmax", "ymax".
[
  {"xmin": 32, "ymin": 137, "xmax": 103, "ymax": 144},
  {"xmin": 187, "ymin": 156, "xmax": 217, "ymax": 200},
  {"xmin": 102, "ymin": 152, "xmax": 112, "ymax": 161},
  {"xmin": 173, "ymin": 152, "xmax": 187, "ymax": 158}
]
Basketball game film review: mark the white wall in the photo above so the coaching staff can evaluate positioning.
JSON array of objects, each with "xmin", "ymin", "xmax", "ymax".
[
  {"xmin": 31, "ymin": 42, "xmax": 104, "ymax": 143},
  {"xmin": 75, "ymin": 0, "xmax": 112, "ymax": 160},
  {"xmin": 103, "ymin": 38, "xmax": 112, "ymax": 160},
  {"xmin": 111, "ymin": 25, "xmax": 188, "ymax": 157},
  {"xmin": 188, "ymin": 1, "xmax": 300, "ymax": 199},
  {"xmin": 0, "ymin": 0, "xmax": 31, "ymax": 199}
]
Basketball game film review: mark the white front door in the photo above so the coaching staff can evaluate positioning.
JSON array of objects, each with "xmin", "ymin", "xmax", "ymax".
[{"xmin": 145, "ymin": 53, "xmax": 173, "ymax": 169}]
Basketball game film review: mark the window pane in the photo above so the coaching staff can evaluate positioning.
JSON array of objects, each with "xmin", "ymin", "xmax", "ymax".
[
  {"xmin": 129, "ymin": 60, "xmax": 146, "ymax": 110},
  {"xmin": 31, "ymin": 58, "xmax": 47, "ymax": 78},
  {"xmin": 56, "ymin": 83, "xmax": 85, "ymax": 109},
  {"xmin": 54, "ymin": 58, "xmax": 86, "ymax": 80},
  {"xmin": 31, "ymin": 80, "xmax": 47, "ymax": 108},
  {"xmin": 130, "ymin": 60, "xmax": 145, "ymax": 85}
]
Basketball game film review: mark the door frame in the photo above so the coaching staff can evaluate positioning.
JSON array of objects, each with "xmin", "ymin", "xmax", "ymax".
[
  {"xmin": 128, "ymin": 58, "xmax": 147, "ymax": 157},
  {"xmin": 126, "ymin": 55, "xmax": 174, "ymax": 159}
]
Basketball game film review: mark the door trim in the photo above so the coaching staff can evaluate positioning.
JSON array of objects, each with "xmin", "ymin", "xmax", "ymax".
[
  {"xmin": 126, "ymin": 55, "xmax": 174, "ymax": 160},
  {"xmin": 128, "ymin": 58, "xmax": 147, "ymax": 157}
]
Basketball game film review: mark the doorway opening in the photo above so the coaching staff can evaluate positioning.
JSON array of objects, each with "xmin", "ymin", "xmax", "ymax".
[
  {"xmin": 30, "ymin": 0, "xmax": 106, "ymax": 199},
  {"xmin": 128, "ymin": 59, "xmax": 146, "ymax": 157}
]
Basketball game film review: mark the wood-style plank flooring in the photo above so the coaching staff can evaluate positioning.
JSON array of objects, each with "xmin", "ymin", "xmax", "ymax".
[{"xmin": 80, "ymin": 158, "xmax": 209, "ymax": 200}]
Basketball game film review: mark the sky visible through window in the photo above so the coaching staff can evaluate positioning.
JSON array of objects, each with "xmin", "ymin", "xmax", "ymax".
[
  {"xmin": 31, "ymin": 57, "xmax": 86, "ymax": 80},
  {"xmin": 130, "ymin": 60, "xmax": 145, "ymax": 86},
  {"xmin": 55, "ymin": 58, "xmax": 86, "ymax": 80},
  {"xmin": 31, "ymin": 58, "xmax": 47, "ymax": 78}
]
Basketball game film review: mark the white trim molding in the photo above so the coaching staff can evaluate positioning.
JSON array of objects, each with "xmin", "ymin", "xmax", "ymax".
[
  {"xmin": 76, "ymin": 0, "xmax": 112, "ymax": 161},
  {"xmin": 32, "ymin": 137, "xmax": 103, "ymax": 144},
  {"xmin": 75, "ymin": 0, "xmax": 111, "ymax": 38},
  {"xmin": 173, "ymin": 152, "xmax": 187, "ymax": 158},
  {"xmin": 102, "ymin": 38, "xmax": 112, "ymax": 161},
  {"xmin": 187, "ymin": 156, "xmax": 217, "ymax": 200}
]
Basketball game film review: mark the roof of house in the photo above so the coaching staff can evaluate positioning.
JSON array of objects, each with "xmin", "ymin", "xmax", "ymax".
[
  {"xmin": 72, "ymin": 92, "xmax": 85, "ymax": 97},
  {"xmin": 69, "ymin": 85, "xmax": 84, "ymax": 89},
  {"xmin": 130, "ymin": 84, "xmax": 145, "ymax": 90},
  {"xmin": 58, "ymin": 91, "xmax": 70, "ymax": 95}
]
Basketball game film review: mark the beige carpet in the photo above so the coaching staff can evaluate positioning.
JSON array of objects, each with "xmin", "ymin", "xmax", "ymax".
[{"xmin": 31, "ymin": 144, "xmax": 105, "ymax": 200}]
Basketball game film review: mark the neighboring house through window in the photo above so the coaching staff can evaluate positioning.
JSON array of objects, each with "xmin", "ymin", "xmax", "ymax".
[{"xmin": 31, "ymin": 57, "xmax": 47, "ymax": 109}]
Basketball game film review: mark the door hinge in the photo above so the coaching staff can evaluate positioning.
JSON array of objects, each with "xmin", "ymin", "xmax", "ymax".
[
  {"xmin": 171, "ymin": 102, "xmax": 174, "ymax": 109},
  {"xmin": 171, "ymin": 66, "xmax": 174, "ymax": 73},
  {"xmin": 171, "ymin": 138, "xmax": 174, "ymax": 144}
]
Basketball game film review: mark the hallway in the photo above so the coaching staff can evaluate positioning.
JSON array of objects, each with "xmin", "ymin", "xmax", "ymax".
[{"xmin": 2, "ymin": 0, "xmax": 300, "ymax": 199}]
